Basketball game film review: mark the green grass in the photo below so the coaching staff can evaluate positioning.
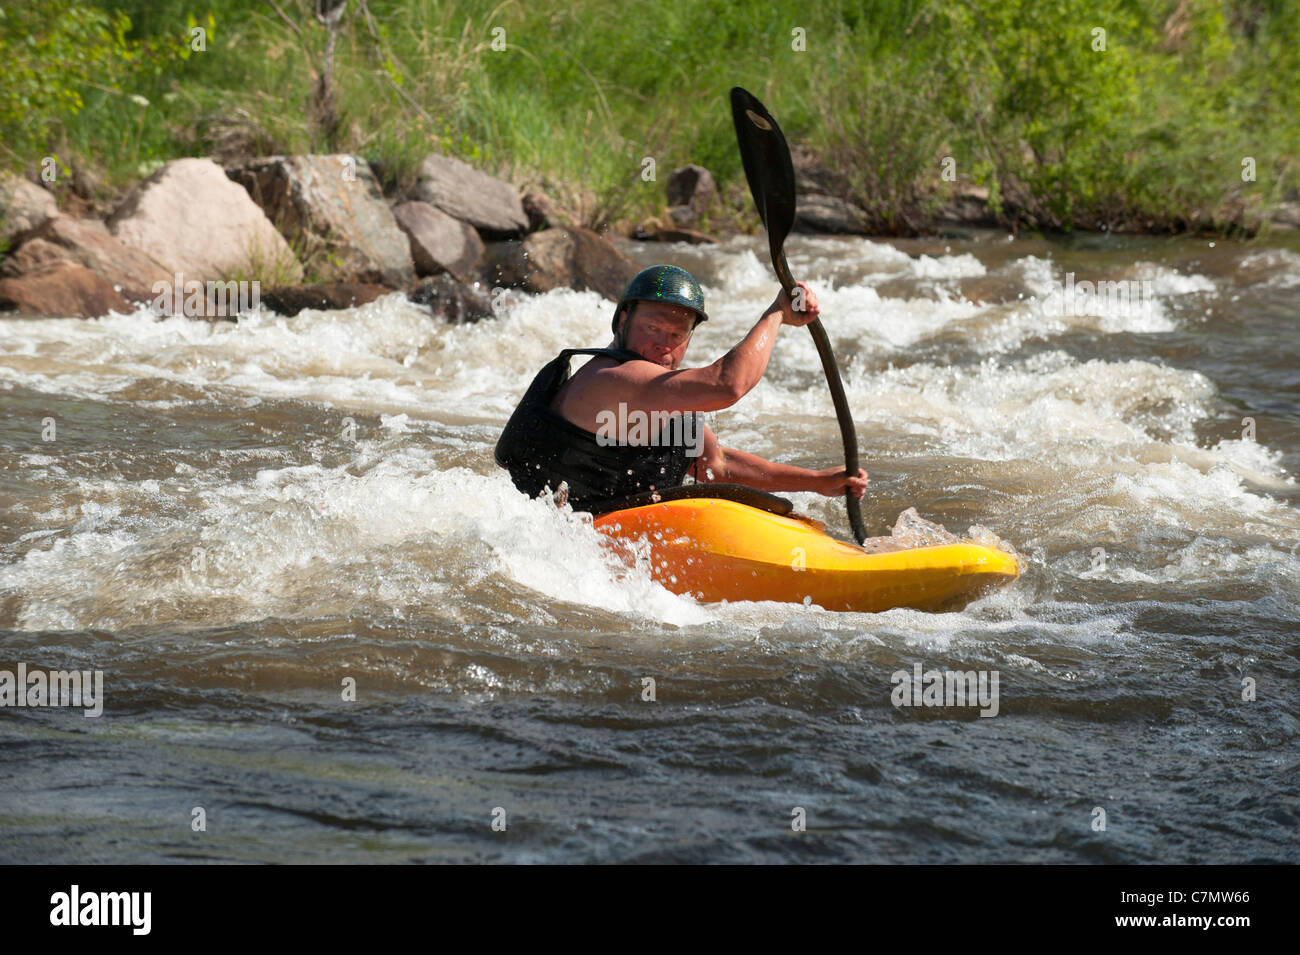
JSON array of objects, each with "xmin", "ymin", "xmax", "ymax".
[{"xmin": 2, "ymin": 0, "xmax": 1297, "ymax": 236}]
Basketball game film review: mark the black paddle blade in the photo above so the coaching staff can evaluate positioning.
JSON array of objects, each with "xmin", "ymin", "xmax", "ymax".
[
  {"xmin": 729, "ymin": 85, "xmax": 868, "ymax": 545},
  {"xmin": 730, "ymin": 87, "xmax": 797, "ymax": 289}
]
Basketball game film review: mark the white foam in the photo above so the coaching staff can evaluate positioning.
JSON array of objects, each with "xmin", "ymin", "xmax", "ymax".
[
  {"xmin": 0, "ymin": 439, "xmax": 712, "ymax": 631},
  {"xmin": 1130, "ymin": 262, "xmax": 1217, "ymax": 296},
  {"xmin": 1240, "ymin": 249, "xmax": 1300, "ymax": 288},
  {"xmin": 1073, "ymin": 537, "xmax": 1300, "ymax": 589},
  {"xmin": 2, "ymin": 235, "xmax": 1295, "ymax": 635},
  {"xmin": 702, "ymin": 247, "xmax": 771, "ymax": 297}
]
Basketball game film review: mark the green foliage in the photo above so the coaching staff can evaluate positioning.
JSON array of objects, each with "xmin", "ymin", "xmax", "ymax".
[
  {"xmin": 938, "ymin": 0, "xmax": 1154, "ymax": 229},
  {"xmin": 0, "ymin": 2, "xmax": 127, "ymax": 167},
  {"xmin": 2, "ymin": 0, "xmax": 1296, "ymax": 233},
  {"xmin": 810, "ymin": 12, "xmax": 953, "ymax": 232},
  {"xmin": 808, "ymin": 0, "xmax": 1298, "ymax": 233},
  {"xmin": 0, "ymin": 1, "xmax": 193, "ymax": 177}
]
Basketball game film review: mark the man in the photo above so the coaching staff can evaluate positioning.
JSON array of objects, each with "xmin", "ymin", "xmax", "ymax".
[{"xmin": 495, "ymin": 264, "xmax": 868, "ymax": 511}]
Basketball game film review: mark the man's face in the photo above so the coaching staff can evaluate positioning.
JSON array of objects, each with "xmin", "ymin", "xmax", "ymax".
[{"xmin": 619, "ymin": 302, "xmax": 697, "ymax": 369}]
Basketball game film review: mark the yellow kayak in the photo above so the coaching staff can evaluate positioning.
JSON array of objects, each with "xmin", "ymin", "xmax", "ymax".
[{"xmin": 593, "ymin": 490, "xmax": 1020, "ymax": 613}]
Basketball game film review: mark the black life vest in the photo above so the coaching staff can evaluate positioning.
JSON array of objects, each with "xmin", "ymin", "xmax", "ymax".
[{"xmin": 494, "ymin": 347, "xmax": 701, "ymax": 511}]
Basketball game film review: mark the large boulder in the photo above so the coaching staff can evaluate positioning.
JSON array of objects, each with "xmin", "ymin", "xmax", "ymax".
[
  {"xmin": 792, "ymin": 193, "xmax": 870, "ymax": 234},
  {"xmin": 481, "ymin": 227, "xmax": 637, "ymax": 300},
  {"xmin": 0, "ymin": 262, "xmax": 131, "ymax": 318},
  {"xmin": 108, "ymin": 158, "xmax": 302, "ymax": 285},
  {"xmin": 1, "ymin": 216, "xmax": 170, "ymax": 300},
  {"xmin": 229, "ymin": 154, "xmax": 411, "ymax": 287},
  {"xmin": 392, "ymin": 201, "xmax": 483, "ymax": 282},
  {"xmin": 0, "ymin": 173, "xmax": 58, "ymax": 244},
  {"xmin": 411, "ymin": 154, "xmax": 527, "ymax": 238}
]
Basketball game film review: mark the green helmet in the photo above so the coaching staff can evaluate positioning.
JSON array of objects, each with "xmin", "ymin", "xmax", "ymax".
[{"xmin": 613, "ymin": 265, "xmax": 708, "ymax": 344}]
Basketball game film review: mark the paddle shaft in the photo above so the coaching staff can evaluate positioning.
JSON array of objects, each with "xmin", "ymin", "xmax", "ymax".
[
  {"xmin": 770, "ymin": 249, "xmax": 868, "ymax": 544},
  {"xmin": 733, "ymin": 85, "xmax": 867, "ymax": 544}
]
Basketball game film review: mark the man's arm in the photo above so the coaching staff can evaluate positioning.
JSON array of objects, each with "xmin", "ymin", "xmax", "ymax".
[
  {"xmin": 599, "ymin": 283, "xmax": 821, "ymax": 416},
  {"xmin": 690, "ymin": 425, "xmax": 868, "ymax": 499}
]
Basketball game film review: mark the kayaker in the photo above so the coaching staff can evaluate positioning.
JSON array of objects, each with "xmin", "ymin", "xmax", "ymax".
[{"xmin": 495, "ymin": 264, "xmax": 869, "ymax": 511}]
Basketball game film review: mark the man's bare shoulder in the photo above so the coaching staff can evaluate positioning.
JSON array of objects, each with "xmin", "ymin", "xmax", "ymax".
[
  {"xmin": 577, "ymin": 354, "xmax": 666, "ymax": 381},
  {"xmin": 556, "ymin": 354, "xmax": 659, "ymax": 415}
]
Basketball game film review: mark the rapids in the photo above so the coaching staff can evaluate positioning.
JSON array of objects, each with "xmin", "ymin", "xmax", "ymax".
[{"xmin": 2, "ymin": 231, "xmax": 1297, "ymax": 862}]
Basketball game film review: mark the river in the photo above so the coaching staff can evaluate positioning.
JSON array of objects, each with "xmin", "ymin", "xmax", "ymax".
[{"xmin": 2, "ymin": 231, "xmax": 1297, "ymax": 863}]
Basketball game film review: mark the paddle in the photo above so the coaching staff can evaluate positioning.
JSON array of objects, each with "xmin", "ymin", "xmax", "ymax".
[{"xmin": 729, "ymin": 86, "xmax": 868, "ymax": 545}]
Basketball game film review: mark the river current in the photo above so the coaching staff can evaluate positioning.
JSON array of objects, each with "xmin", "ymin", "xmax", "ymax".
[{"xmin": 2, "ymin": 232, "xmax": 1297, "ymax": 863}]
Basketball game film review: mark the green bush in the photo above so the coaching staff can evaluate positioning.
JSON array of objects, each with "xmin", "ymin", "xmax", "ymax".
[
  {"xmin": 2, "ymin": 0, "xmax": 1295, "ymax": 234},
  {"xmin": 0, "ymin": 2, "xmax": 192, "ymax": 183}
]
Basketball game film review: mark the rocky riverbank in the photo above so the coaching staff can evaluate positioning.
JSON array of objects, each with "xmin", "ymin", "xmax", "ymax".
[
  {"xmin": 3, "ymin": 150, "xmax": 1298, "ymax": 323},
  {"xmin": 0, "ymin": 152, "xmax": 650, "ymax": 321}
]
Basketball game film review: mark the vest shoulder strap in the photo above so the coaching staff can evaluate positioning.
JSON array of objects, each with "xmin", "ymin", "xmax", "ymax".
[{"xmin": 555, "ymin": 346, "xmax": 646, "ymax": 364}]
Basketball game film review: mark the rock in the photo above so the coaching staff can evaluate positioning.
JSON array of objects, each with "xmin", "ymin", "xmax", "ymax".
[
  {"xmin": 411, "ymin": 154, "xmax": 527, "ymax": 237},
  {"xmin": 652, "ymin": 227, "xmax": 721, "ymax": 245},
  {"xmin": 661, "ymin": 164, "xmax": 718, "ymax": 230},
  {"xmin": 392, "ymin": 201, "xmax": 484, "ymax": 281},
  {"xmin": 481, "ymin": 227, "xmax": 637, "ymax": 300},
  {"xmin": 521, "ymin": 191, "xmax": 576, "ymax": 232},
  {"xmin": 793, "ymin": 194, "xmax": 870, "ymax": 234},
  {"xmin": 200, "ymin": 112, "xmax": 277, "ymax": 168},
  {"xmin": 0, "ymin": 262, "xmax": 132, "ymax": 318},
  {"xmin": 1, "ymin": 238, "xmax": 63, "ymax": 274},
  {"xmin": 108, "ymin": 158, "xmax": 302, "ymax": 285},
  {"xmin": 629, "ymin": 218, "xmax": 721, "ymax": 244},
  {"xmin": 228, "ymin": 155, "xmax": 410, "ymax": 287},
  {"xmin": 1269, "ymin": 202, "xmax": 1300, "ymax": 230},
  {"xmin": 408, "ymin": 274, "xmax": 494, "ymax": 323},
  {"xmin": 70, "ymin": 162, "xmax": 104, "ymax": 202},
  {"xmin": 1, "ymin": 216, "xmax": 171, "ymax": 300},
  {"xmin": 567, "ymin": 229, "xmax": 640, "ymax": 298},
  {"xmin": 260, "ymin": 284, "xmax": 391, "ymax": 317},
  {"xmin": 1, "ymin": 178, "xmax": 58, "ymax": 243},
  {"xmin": 790, "ymin": 144, "xmax": 838, "ymax": 194},
  {"xmin": 0, "ymin": 173, "xmax": 58, "ymax": 244},
  {"xmin": 666, "ymin": 164, "xmax": 716, "ymax": 217},
  {"xmin": 937, "ymin": 198, "xmax": 997, "ymax": 228},
  {"xmin": 937, "ymin": 184, "xmax": 997, "ymax": 227},
  {"xmin": 667, "ymin": 205, "xmax": 696, "ymax": 227}
]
